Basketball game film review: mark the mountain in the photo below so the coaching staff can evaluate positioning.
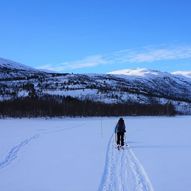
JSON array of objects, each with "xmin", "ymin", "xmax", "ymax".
[
  {"xmin": 108, "ymin": 68, "xmax": 162, "ymax": 76},
  {"xmin": 0, "ymin": 57, "xmax": 46, "ymax": 79},
  {"xmin": 0, "ymin": 57, "xmax": 35, "ymax": 70},
  {"xmin": 0, "ymin": 57, "xmax": 191, "ymax": 114},
  {"xmin": 172, "ymin": 71, "xmax": 191, "ymax": 78}
]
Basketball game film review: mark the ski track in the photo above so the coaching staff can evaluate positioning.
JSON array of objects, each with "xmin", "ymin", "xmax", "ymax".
[
  {"xmin": 1, "ymin": 124, "xmax": 154, "ymax": 191},
  {"xmin": 0, "ymin": 134, "xmax": 39, "ymax": 169},
  {"xmin": 99, "ymin": 134, "xmax": 154, "ymax": 191},
  {"xmin": 0, "ymin": 123, "xmax": 86, "ymax": 170}
]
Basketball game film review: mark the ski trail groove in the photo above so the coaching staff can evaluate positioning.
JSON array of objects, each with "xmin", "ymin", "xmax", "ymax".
[
  {"xmin": 0, "ymin": 134, "xmax": 39, "ymax": 169},
  {"xmin": 127, "ymin": 149, "xmax": 154, "ymax": 191},
  {"xmin": 99, "ymin": 134, "xmax": 154, "ymax": 191}
]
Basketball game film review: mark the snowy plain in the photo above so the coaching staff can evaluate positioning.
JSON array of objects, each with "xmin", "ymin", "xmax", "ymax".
[{"xmin": 0, "ymin": 117, "xmax": 191, "ymax": 191}]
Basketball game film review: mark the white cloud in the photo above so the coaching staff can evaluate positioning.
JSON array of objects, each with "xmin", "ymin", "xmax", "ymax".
[
  {"xmin": 37, "ymin": 55, "xmax": 108, "ymax": 72},
  {"xmin": 64, "ymin": 55, "xmax": 108, "ymax": 69},
  {"xmin": 126, "ymin": 46, "xmax": 191, "ymax": 63},
  {"xmin": 37, "ymin": 45, "xmax": 191, "ymax": 72}
]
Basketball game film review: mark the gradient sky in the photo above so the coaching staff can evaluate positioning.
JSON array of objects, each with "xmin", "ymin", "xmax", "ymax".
[{"xmin": 1, "ymin": 0, "xmax": 191, "ymax": 73}]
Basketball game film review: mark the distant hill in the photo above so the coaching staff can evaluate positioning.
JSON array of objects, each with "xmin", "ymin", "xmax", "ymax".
[{"xmin": 0, "ymin": 57, "xmax": 191, "ymax": 115}]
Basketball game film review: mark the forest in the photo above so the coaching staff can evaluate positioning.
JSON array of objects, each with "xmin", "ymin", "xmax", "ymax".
[{"xmin": 0, "ymin": 95, "xmax": 176, "ymax": 117}]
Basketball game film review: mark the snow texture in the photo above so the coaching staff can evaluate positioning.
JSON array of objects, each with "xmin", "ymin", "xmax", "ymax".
[
  {"xmin": 99, "ymin": 134, "xmax": 154, "ymax": 191},
  {"xmin": 0, "ymin": 117, "xmax": 191, "ymax": 191}
]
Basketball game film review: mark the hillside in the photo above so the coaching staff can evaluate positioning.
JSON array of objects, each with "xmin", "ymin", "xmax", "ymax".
[{"xmin": 0, "ymin": 57, "xmax": 191, "ymax": 115}]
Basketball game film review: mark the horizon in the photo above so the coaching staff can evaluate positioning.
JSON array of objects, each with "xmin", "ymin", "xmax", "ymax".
[
  {"xmin": 2, "ymin": 56, "xmax": 191, "ymax": 77},
  {"xmin": 1, "ymin": 0, "xmax": 191, "ymax": 73}
]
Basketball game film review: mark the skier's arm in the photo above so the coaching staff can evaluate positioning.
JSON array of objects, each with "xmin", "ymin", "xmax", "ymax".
[{"xmin": 115, "ymin": 124, "xmax": 118, "ymax": 133}]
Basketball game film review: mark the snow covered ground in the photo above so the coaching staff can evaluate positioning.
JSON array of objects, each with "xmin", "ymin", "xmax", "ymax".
[{"xmin": 0, "ymin": 117, "xmax": 191, "ymax": 191}]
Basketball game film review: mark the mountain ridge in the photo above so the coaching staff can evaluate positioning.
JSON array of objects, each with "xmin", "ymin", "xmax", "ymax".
[
  {"xmin": 0, "ymin": 57, "xmax": 38, "ymax": 71},
  {"xmin": 0, "ymin": 57, "xmax": 191, "ymax": 114}
]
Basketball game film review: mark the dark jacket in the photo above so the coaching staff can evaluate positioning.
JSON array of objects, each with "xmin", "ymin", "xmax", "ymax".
[{"xmin": 115, "ymin": 121, "xmax": 126, "ymax": 133}]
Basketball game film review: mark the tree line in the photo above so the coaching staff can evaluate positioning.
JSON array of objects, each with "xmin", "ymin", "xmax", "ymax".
[{"xmin": 0, "ymin": 95, "xmax": 176, "ymax": 117}]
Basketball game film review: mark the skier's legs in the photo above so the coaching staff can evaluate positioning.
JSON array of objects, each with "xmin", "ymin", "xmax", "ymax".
[
  {"xmin": 117, "ymin": 132, "xmax": 120, "ymax": 145},
  {"xmin": 121, "ymin": 132, "xmax": 125, "ymax": 146}
]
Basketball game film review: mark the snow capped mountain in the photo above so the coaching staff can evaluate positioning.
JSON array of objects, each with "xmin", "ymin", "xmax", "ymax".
[
  {"xmin": 108, "ymin": 68, "xmax": 161, "ymax": 77},
  {"xmin": 0, "ymin": 57, "xmax": 37, "ymax": 71},
  {"xmin": 0, "ymin": 57, "xmax": 45, "ymax": 79},
  {"xmin": 172, "ymin": 70, "xmax": 191, "ymax": 78},
  {"xmin": 0, "ymin": 57, "xmax": 191, "ymax": 114}
]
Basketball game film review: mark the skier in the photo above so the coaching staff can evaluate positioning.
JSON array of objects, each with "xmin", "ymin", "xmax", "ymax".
[{"xmin": 115, "ymin": 118, "xmax": 126, "ymax": 149}]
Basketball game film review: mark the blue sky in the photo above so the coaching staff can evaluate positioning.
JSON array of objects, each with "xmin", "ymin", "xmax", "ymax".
[{"xmin": 0, "ymin": 0, "xmax": 191, "ymax": 73}]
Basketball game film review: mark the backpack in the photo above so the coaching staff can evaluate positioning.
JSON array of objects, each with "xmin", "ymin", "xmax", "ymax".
[{"xmin": 116, "ymin": 119, "xmax": 126, "ymax": 133}]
